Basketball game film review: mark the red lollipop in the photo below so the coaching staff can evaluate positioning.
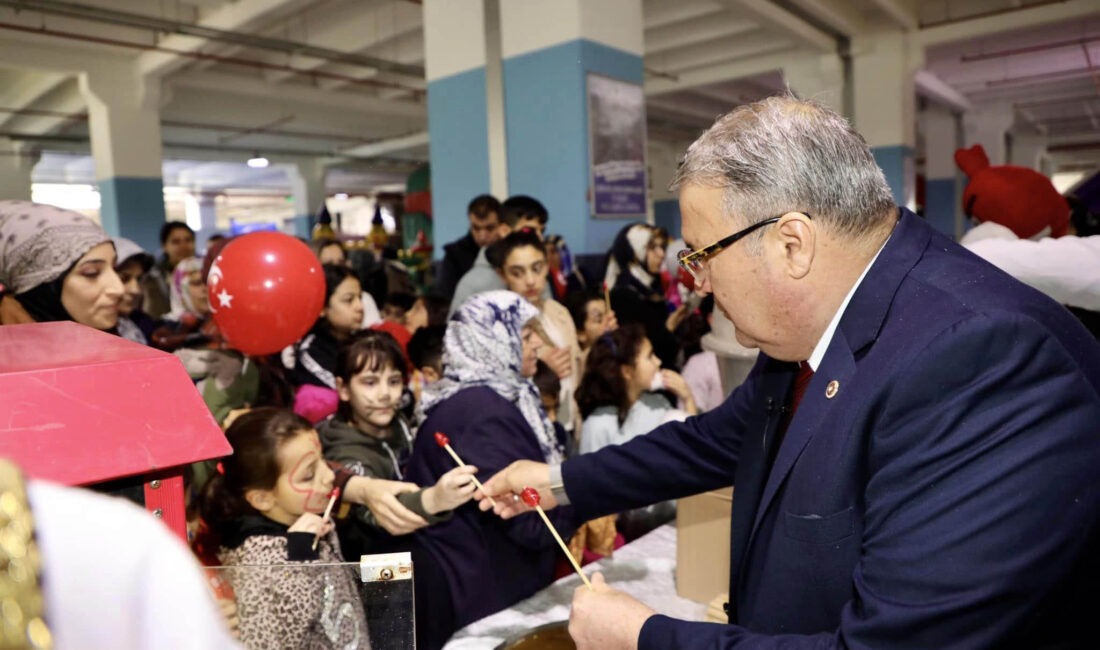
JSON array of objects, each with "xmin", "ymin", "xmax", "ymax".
[
  {"xmin": 520, "ymin": 487, "xmax": 541, "ymax": 508},
  {"xmin": 434, "ymin": 432, "xmax": 496, "ymax": 507},
  {"xmin": 206, "ymin": 232, "xmax": 325, "ymax": 356},
  {"xmin": 520, "ymin": 485, "xmax": 592, "ymax": 589}
]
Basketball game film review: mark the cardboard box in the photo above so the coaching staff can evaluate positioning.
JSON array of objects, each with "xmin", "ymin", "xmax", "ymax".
[{"xmin": 675, "ymin": 487, "xmax": 734, "ymax": 603}]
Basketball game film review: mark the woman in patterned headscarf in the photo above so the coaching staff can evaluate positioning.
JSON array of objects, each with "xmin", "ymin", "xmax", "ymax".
[
  {"xmin": 402, "ymin": 290, "xmax": 578, "ymax": 650},
  {"xmin": 0, "ymin": 201, "xmax": 123, "ymax": 331}
]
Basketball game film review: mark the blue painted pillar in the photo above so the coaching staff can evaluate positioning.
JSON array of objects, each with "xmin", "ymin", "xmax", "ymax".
[
  {"xmin": 424, "ymin": 0, "xmax": 646, "ymax": 257},
  {"xmin": 79, "ymin": 67, "xmax": 165, "ymax": 253},
  {"xmin": 500, "ymin": 1, "xmax": 645, "ymax": 255},
  {"xmin": 851, "ymin": 28, "xmax": 920, "ymax": 211}
]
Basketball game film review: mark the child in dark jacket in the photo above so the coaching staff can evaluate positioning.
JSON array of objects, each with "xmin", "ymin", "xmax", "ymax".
[{"xmin": 318, "ymin": 330, "xmax": 476, "ymax": 558}]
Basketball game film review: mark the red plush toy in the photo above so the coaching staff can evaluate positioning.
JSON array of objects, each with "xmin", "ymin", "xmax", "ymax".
[{"xmin": 954, "ymin": 144, "xmax": 1069, "ymax": 238}]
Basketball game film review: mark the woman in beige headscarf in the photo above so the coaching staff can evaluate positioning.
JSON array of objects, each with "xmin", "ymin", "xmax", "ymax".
[{"xmin": 0, "ymin": 201, "xmax": 123, "ymax": 331}]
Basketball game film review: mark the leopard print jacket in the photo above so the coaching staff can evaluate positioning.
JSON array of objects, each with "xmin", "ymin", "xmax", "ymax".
[{"xmin": 217, "ymin": 530, "xmax": 370, "ymax": 649}]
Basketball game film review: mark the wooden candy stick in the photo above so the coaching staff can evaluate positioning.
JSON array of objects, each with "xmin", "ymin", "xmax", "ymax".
[
  {"xmin": 521, "ymin": 487, "xmax": 592, "ymax": 590},
  {"xmin": 312, "ymin": 487, "xmax": 341, "ymax": 551},
  {"xmin": 434, "ymin": 432, "xmax": 497, "ymax": 508},
  {"xmin": 603, "ymin": 282, "xmax": 611, "ymax": 313}
]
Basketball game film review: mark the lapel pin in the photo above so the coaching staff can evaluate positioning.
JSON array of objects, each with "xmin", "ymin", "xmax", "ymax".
[{"xmin": 825, "ymin": 380, "xmax": 840, "ymax": 399}]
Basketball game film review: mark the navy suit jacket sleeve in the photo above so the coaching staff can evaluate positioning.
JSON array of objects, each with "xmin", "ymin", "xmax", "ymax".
[
  {"xmin": 468, "ymin": 412, "xmax": 578, "ymax": 549},
  {"xmin": 561, "ymin": 362, "xmax": 761, "ymax": 521},
  {"xmin": 637, "ymin": 312, "xmax": 1100, "ymax": 649}
]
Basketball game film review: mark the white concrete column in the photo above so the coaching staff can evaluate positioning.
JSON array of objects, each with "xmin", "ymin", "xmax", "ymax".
[
  {"xmin": 286, "ymin": 160, "xmax": 327, "ymax": 237},
  {"xmin": 424, "ymin": 0, "xmax": 494, "ymax": 258},
  {"xmin": 0, "ymin": 138, "xmax": 38, "ymax": 202},
  {"xmin": 198, "ymin": 192, "xmax": 219, "ymax": 232},
  {"xmin": 784, "ymin": 53, "xmax": 846, "ymax": 116},
  {"xmin": 963, "ymin": 103, "xmax": 1014, "ymax": 166},
  {"xmin": 851, "ymin": 28, "xmax": 921, "ymax": 209},
  {"xmin": 921, "ymin": 104, "xmax": 963, "ymax": 237},
  {"xmin": 78, "ymin": 64, "xmax": 166, "ymax": 252},
  {"xmin": 1009, "ymin": 132, "xmax": 1048, "ymax": 171}
]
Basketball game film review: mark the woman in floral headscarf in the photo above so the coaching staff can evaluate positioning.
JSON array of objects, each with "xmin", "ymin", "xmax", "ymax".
[
  {"xmin": 0, "ymin": 201, "xmax": 123, "ymax": 330},
  {"xmin": 402, "ymin": 291, "xmax": 578, "ymax": 650}
]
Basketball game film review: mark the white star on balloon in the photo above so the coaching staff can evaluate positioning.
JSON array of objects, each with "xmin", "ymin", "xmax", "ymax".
[{"xmin": 217, "ymin": 289, "xmax": 234, "ymax": 308}]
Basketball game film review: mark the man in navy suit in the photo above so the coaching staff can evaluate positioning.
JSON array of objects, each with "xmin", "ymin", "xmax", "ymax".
[{"xmin": 481, "ymin": 96, "xmax": 1100, "ymax": 649}]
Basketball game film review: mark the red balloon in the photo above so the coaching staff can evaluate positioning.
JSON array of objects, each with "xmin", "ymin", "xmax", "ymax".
[{"xmin": 206, "ymin": 232, "xmax": 325, "ymax": 355}]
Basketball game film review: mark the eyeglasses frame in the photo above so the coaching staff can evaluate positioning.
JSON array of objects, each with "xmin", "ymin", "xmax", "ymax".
[{"xmin": 676, "ymin": 212, "xmax": 812, "ymax": 282}]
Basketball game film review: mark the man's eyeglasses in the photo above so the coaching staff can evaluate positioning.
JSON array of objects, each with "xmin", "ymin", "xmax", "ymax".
[{"xmin": 677, "ymin": 213, "xmax": 811, "ymax": 284}]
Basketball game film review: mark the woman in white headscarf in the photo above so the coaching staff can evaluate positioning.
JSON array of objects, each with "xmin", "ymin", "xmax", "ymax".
[
  {"xmin": 605, "ymin": 223, "xmax": 687, "ymax": 369},
  {"xmin": 0, "ymin": 201, "xmax": 123, "ymax": 331},
  {"xmin": 402, "ymin": 290, "xmax": 577, "ymax": 650},
  {"xmin": 113, "ymin": 237, "xmax": 156, "ymax": 344}
]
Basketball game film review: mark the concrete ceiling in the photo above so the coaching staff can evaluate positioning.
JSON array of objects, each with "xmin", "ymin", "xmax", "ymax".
[{"xmin": 0, "ymin": 0, "xmax": 1097, "ymax": 194}]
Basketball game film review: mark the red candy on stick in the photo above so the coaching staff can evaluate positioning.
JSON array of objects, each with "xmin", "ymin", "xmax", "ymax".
[
  {"xmin": 520, "ymin": 487, "xmax": 541, "ymax": 508},
  {"xmin": 434, "ymin": 432, "xmax": 497, "ymax": 508},
  {"xmin": 520, "ymin": 485, "xmax": 592, "ymax": 589}
]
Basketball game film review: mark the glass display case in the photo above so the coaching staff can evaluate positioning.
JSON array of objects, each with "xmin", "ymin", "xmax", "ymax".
[{"xmin": 208, "ymin": 552, "xmax": 414, "ymax": 650}]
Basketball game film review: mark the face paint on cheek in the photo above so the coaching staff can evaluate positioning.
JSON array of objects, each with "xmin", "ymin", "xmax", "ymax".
[{"xmin": 285, "ymin": 453, "xmax": 328, "ymax": 513}]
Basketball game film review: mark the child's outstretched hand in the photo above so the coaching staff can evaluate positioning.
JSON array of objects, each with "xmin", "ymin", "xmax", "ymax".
[
  {"xmin": 288, "ymin": 512, "xmax": 334, "ymax": 537},
  {"xmin": 422, "ymin": 465, "xmax": 479, "ymax": 515}
]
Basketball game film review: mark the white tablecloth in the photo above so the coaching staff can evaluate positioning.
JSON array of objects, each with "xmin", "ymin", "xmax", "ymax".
[{"xmin": 444, "ymin": 524, "xmax": 706, "ymax": 649}]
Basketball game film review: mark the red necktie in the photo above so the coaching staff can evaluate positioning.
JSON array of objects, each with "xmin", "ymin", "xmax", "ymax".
[
  {"xmin": 769, "ymin": 362, "xmax": 814, "ymax": 466},
  {"xmin": 789, "ymin": 361, "xmax": 814, "ymax": 416}
]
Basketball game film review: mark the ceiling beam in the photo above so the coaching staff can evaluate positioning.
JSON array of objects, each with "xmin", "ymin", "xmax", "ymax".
[
  {"xmin": 647, "ymin": 31, "xmax": 791, "ymax": 74},
  {"xmin": 168, "ymin": 71, "xmax": 426, "ymax": 119},
  {"xmin": 918, "ymin": 0, "xmax": 1100, "ymax": 47},
  {"xmin": 339, "ymin": 131, "xmax": 429, "ymax": 158},
  {"xmin": 715, "ymin": 0, "xmax": 835, "ymax": 53},
  {"xmin": 646, "ymin": 51, "xmax": 791, "ymax": 96},
  {"xmin": 782, "ymin": 0, "xmax": 864, "ymax": 37},
  {"xmin": 138, "ymin": 0, "xmax": 310, "ymax": 79},
  {"xmin": 645, "ymin": 13, "xmax": 757, "ymax": 55},
  {"xmin": 867, "ymin": 0, "xmax": 917, "ymax": 31},
  {"xmin": 646, "ymin": 96, "xmax": 727, "ymax": 123},
  {"xmin": 0, "ymin": 71, "xmax": 69, "ymax": 130},
  {"xmin": 261, "ymin": 2, "xmax": 423, "ymax": 86},
  {"xmin": 643, "ymin": 0, "xmax": 722, "ymax": 31},
  {"xmin": 914, "ymin": 70, "xmax": 972, "ymax": 113}
]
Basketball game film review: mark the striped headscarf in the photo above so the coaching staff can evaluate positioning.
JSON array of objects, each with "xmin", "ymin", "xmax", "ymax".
[{"xmin": 417, "ymin": 290, "xmax": 562, "ymax": 463}]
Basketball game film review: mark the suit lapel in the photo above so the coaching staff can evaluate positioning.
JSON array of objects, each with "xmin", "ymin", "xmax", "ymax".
[
  {"xmin": 746, "ymin": 208, "xmax": 932, "ymax": 541},
  {"xmin": 726, "ymin": 363, "xmax": 791, "ymax": 621},
  {"xmin": 751, "ymin": 345, "xmax": 857, "ymax": 535}
]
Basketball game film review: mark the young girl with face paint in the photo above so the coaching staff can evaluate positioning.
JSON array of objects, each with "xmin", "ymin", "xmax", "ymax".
[
  {"xmin": 193, "ymin": 408, "xmax": 368, "ymax": 649},
  {"xmin": 318, "ymin": 330, "xmax": 478, "ymax": 559}
]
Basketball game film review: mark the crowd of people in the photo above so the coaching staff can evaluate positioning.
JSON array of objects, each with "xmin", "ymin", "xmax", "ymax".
[
  {"xmin": 0, "ymin": 94, "xmax": 1098, "ymax": 650},
  {"xmin": 0, "ymin": 180, "xmax": 720, "ymax": 648}
]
